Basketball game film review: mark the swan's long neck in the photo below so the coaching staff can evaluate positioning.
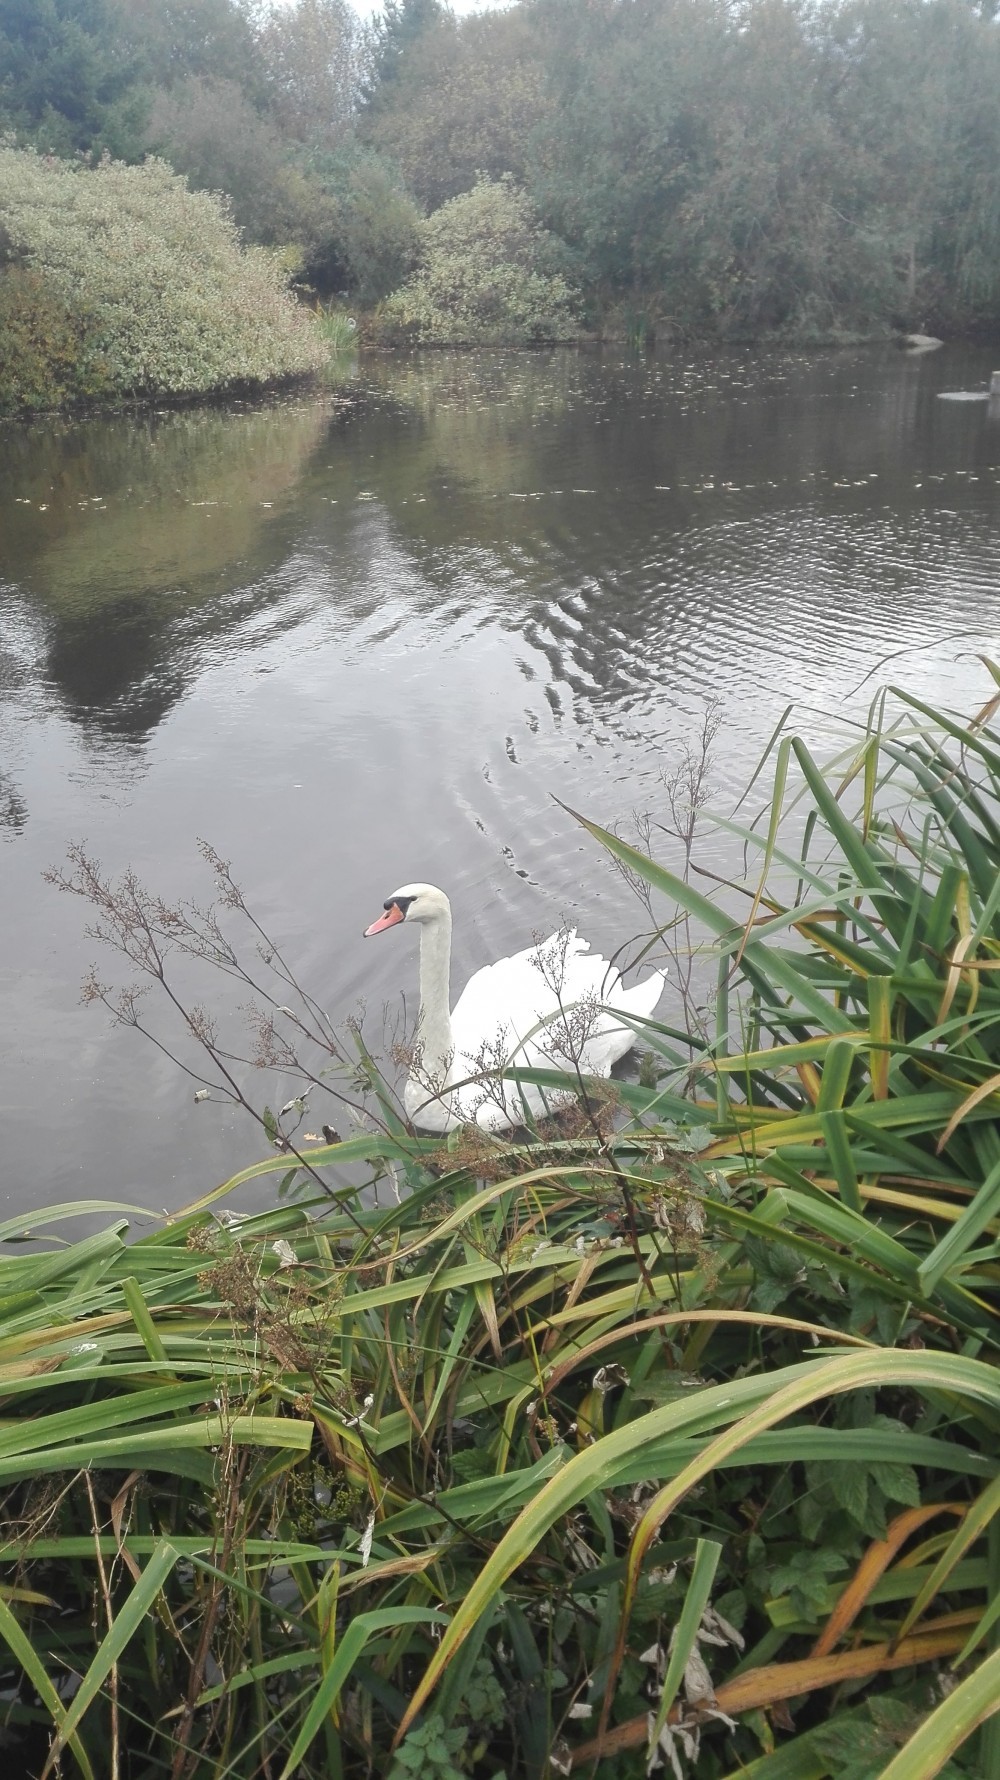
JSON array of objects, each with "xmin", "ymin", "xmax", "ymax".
[{"xmin": 416, "ymin": 908, "xmax": 454, "ymax": 1084}]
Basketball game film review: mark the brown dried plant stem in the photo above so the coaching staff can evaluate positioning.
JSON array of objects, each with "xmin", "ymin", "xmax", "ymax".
[{"xmin": 169, "ymin": 1442, "xmax": 251, "ymax": 1780}]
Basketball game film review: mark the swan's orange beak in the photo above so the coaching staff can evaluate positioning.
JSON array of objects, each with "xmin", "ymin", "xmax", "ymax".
[{"xmin": 364, "ymin": 903, "xmax": 406, "ymax": 938}]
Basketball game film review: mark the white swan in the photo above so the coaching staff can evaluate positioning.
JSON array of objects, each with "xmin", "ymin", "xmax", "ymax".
[{"xmin": 364, "ymin": 882, "xmax": 664, "ymax": 1132}]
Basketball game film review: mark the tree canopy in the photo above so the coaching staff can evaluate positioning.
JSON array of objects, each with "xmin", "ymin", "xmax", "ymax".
[{"xmin": 1, "ymin": 0, "xmax": 999, "ymax": 338}]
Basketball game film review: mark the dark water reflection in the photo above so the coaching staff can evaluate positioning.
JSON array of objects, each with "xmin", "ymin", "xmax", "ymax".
[{"xmin": 2, "ymin": 345, "xmax": 999, "ymax": 1212}]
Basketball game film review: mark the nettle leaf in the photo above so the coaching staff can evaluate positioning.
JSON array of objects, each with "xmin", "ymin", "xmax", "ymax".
[
  {"xmin": 745, "ymin": 1234, "xmax": 808, "ymax": 1311},
  {"xmin": 868, "ymin": 1461, "xmax": 921, "ymax": 1506},
  {"xmin": 829, "ymin": 1462, "xmax": 873, "ymax": 1526},
  {"xmin": 843, "ymin": 1389, "xmax": 878, "ymax": 1429},
  {"xmin": 858, "ymin": 1486, "xmax": 889, "ymax": 1542},
  {"xmin": 745, "ymin": 1235, "xmax": 804, "ymax": 1282},
  {"xmin": 798, "ymin": 1486, "xmax": 827, "ymax": 1544},
  {"xmin": 815, "ymin": 1699, "xmax": 970, "ymax": 1780},
  {"xmin": 869, "ymin": 1410, "xmax": 908, "ymax": 1436},
  {"xmin": 867, "ymin": 1696, "xmax": 919, "ymax": 1737},
  {"xmin": 813, "ymin": 1716, "xmax": 886, "ymax": 1770},
  {"xmin": 451, "ymin": 1446, "xmax": 496, "ymax": 1484},
  {"xmin": 388, "ymin": 1715, "xmax": 467, "ymax": 1780},
  {"xmin": 848, "ymin": 1284, "xmax": 905, "ymax": 1344},
  {"xmin": 462, "ymin": 1657, "xmax": 506, "ymax": 1729},
  {"xmin": 714, "ymin": 1588, "xmax": 748, "ymax": 1632},
  {"xmin": 751, "ymin": 1277, "xmax": 794, "ymax": 1314},
  {"xmin": 769, "ymin": 1548, "xmax": 849, "ymax": 1617}
]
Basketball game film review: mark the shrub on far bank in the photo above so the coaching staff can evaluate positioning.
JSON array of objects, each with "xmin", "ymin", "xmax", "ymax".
[
  {"xmin": 376, "ymin": 175, "xmax": 580, "ymax": 345},
  {"xmin": 0, "ymin": 146, "xmax": 326, "ymax": 413},
  {"xmin": 0, "ymin": 266, "xmax": 115, "ymax": 413}
]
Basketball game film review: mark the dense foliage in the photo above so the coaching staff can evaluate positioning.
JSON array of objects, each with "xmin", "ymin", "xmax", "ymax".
[
  {"xmin": 379, "ymin": 176, "xmax": 580, "ymax": 345},
  {"xmin": 9, "ymin": 682, "xmax": 1000, "ymax": 1776},
  {"xmin": 0, "ymin": 0, "xmax": 149, "ymax": 159},
  {"xmin": 0, "ymin": 148, "xmax": 325, "ymax": 411},
  {"xmin": 3, "ymin": 0, "xmax": 1000, "ymax": 344}
]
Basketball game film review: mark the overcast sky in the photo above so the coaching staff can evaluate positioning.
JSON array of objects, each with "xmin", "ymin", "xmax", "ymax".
[
  {"xmin": 349, "ymin": 0, "xmax": 503, "ymax": 16},
  {"xmin": 343, "ymin": 0, "xmax": 504, "ymax": 15},
  {"xmin": 270, "ymin": 0, "xmax": 507, "ymax": 17}
]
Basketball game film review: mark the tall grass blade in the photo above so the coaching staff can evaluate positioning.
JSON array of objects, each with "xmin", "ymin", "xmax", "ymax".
[
  {"xmin": 0, "ymin": 1594, "xmax": 96, "ymax": 1780},
  {"xmin": 42, "ymin": 1540, "xmax": 180, "ymax": 1775},
  {"xmin": 646, "ymin": 1537, "xmax": 722, "ymax": 1754},
  {"xmin": 278, "ymin": 1609, "xmax": 444, "ymax": 1778}
]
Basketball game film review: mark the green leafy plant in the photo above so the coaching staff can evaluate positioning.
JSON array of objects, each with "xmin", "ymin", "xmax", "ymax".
[
  {"xmin": 0, "ymin": 144, "xmax": 326, "ymax": 410},
  {"xmin": 8, "ymin": 679, "xmax": 1000, "ymax": 1776},
  {"xmin": 0, "ymin": 265, "xmax": 113, "ymax": 412},
  {"xmin": 388, "ymin": 1715, "xmax": 470, "ymax": 1780},
  {"xmin": 377, "ymin": 175, "xmax": 581, "ymax": 345}
]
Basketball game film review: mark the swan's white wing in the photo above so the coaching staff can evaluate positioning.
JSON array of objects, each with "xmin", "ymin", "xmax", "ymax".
[
  {"xmin": 448, "ymin": 929, "xmax": 664, "ymax": 1129},
  {"xmin": 580, "ymin": 960, "xmax": 666, "ymax": 1075}
]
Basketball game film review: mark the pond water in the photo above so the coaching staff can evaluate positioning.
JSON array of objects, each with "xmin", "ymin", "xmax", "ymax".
[{"xmin": 2, "ymin": 343, "xmax": 999, "ymax": 1217}]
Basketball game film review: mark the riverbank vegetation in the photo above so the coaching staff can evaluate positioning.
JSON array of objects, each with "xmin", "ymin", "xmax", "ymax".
[
  {"xmin": 8, "ymin": 682, "xmax": 1000, "ymax": 1776},
  {"xmin": 379, "ymin": 177, "xmax": 580, "ymax": 345},
  {"xmin": 0, "ymin": 148, "xmax": 325, "ymax": 414},
  {"xmin": 2, "ymin": 0, "xmax": 1000, "ymax": 383}
]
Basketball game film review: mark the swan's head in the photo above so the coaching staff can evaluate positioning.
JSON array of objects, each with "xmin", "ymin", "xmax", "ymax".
[{"xmin": 363, "ymin": 883, "xmax": 450, "ymax": 937}]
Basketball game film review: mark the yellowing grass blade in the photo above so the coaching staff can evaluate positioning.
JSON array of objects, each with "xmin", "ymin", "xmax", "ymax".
[
  {"xmin": 875, "ymin": 1645, "xmax": 1000, "ymax": 1780},
  {"xmin": 868, "ymin": 973, "xmax": 892, "ymax": 1100},
  {"xmin": 570, "ymin": 1619, "xmax": 971, "ymax": 1769},
  {"xmin": 812, "ymin": 1503, "xmax": 963, "ymax": 1659},
  {"xmin": 735, "ymin": 737, "xmax": 790, "ymax": 970},
  {"xmin": 936, "ymin": 932, "xmax": 974, "ymax": 1029},
  {"xmin": 896, "ymin": 1473, "xmax": 1000, "ymax": 1645},
  {"xmin": 936, "ymin": 1070, "xmax": 1000, "ymax": 1155},
  {"xmin": 607, "ymin": 1351, "xmax": 1000, "ymax": 1714}
]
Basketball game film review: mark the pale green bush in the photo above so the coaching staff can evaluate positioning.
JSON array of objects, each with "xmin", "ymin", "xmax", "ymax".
[
  {"xmin": 0, "ymin": 146, "xmax": 326, "ymax": 404},
  {"xmin": 377, "ymin": 175, "xmax": 580, "ymax": 345}
]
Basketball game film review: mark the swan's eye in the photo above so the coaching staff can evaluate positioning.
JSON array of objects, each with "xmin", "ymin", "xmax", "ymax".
[{"xmin": 385, "ymin": 895, "xmax": 416, "ymax": 916}]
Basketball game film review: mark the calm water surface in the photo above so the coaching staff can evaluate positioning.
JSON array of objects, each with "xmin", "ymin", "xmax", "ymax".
[{"xmin": 2, "ymin": 344, "xmax": 999, "ymax": 1214}]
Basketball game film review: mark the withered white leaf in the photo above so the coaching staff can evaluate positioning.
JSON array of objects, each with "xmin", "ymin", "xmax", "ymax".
[{"xmin": 359, "ymin": 1512, "xmax": 375, "ymax": 1568}]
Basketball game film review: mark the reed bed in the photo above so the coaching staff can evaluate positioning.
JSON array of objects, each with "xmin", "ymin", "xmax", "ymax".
[{"xmin": 5, "ymin": 681, "xmax": 1000, "ymax": 1778}]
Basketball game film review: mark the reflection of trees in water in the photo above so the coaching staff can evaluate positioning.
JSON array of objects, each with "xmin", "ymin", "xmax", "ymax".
[
  {"xmin": 343, "ymin": 347, "xmax": 802, "ymax": 558},
  {"xmin": 5, "ymin": 347, "xmax": 997, "ymax": 771},
  {"xmin": 1, "ymin": 397, "xmax": 331, "ymax": 739},
  {"xmin": 0, "ymin": 620, "xmax": 30, "ymax": 833},
  {"xmin": 2, "ymin": 352, "xmax": 822, "ymax": 753},
  {"xmin": 366, "ymin": 349, "xmax": 578, "ymax": 424},
  {"xmin": 345, "ymin": 345, "xmax": 1000, "ymax": 735},
  {"xmin": 0, "ymin": 773, "xmax": 27, "ymax": 835},
  {"xmin": 356, "ymin": 349, "xmax": 579, "ymax": 504}
]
